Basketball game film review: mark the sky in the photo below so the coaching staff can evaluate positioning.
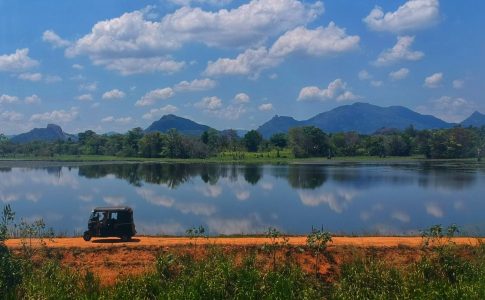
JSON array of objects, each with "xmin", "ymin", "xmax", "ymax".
[{"xmin": 0, "ymin": 0, "xmax": 484, "ymax": 135}]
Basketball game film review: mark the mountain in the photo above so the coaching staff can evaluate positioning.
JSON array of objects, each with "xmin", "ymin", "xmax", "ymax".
[
  {"xmin": 461, "ymin": 111, "xmax": 485, "ymax": 127},
  {"xmin": 145, "ymin": 114, "xmax": 212, "ymax": 136},
  {"xmin": 257, "ymin": 102, "xmax": 453, "ymax": 137},
  {"xmin": 10, "ymin": 124, "xmax": 77, "ymax": 144},
  {"xmin": 257, "ymin": 115, "xmax": 303, "ymax": 138}
]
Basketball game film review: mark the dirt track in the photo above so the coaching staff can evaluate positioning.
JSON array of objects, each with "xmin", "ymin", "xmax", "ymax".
[
  {"xmin": 5, "ymin": 236, "xmax": 482, "ymax": 249},
  {"xmin": 6, "ymin": 236, "xmax": 483, "ymax": 285}
]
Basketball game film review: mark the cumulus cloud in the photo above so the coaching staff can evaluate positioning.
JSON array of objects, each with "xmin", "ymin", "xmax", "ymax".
[
  {"xmin": 77, "ymin": 94, "xmax": 93, "ymax": 102},
  {"xmin": 72, "ymin": 64, "xmax": 84, "ymax": 70},
  {"xmin": 101, "ymin": 116, "xmax": 133, "ymax": 124},
  {"xmin": 0, "ymin": 49, "xmax": 39, "ymax": 72},
  {"xmin": 424, "ymin": 72, "xmax": 443, "ymax": 88},
  {"xmin": 358, "ymin": 70, "xmax": 372, "ymax": 80},
  {"xmin": 452, "ymin": 79, "xmax": 464, "ymax": 89},
  {"xmin": 234, "ymin": 93, "xmax": 250, "ymax": 103},
  {"xmin": 195, "ymin": 96, "xmax": 223, "ymax": 110},
  {"xmin": 298, "ymin": 189, "xmax": 356, "ymax": 213},
  {"xmin": 389, "ymin": 68, "xmax": 410, "ymax": 80},
  {"xmin": 169, "ymin": 0, "xmax": 233, "ymax": 6},
  {"xmin": 0, "ymin": 94, "xmax": 19, "ymax": 104},
  {"xmin": 30, "ymin": 107, "xmax": 79, "ymax": 123},
  {"xmin": 205, "ymin": 22, "xmax": 359, "ymax": 77},
  {"xmin": 374, "ymin": 36, "xmax": 424, "ymax": 66},
  {"xmin": 370, "ymin": 80, "xmax": 383, "ymax": 87},
  {"xmin": 65, "ymin": 1, "xmax": 323, "ymax": 74},
  {"xmin": 258, "ymin": 103, "xmax": 273, "ymax": 111},
  {"xmin": 18, "ymin": 72, "xmax": 42, "ymax": 82},
  {"xmin": 42, "ymin": 30, "xmax": 71, "ymax": 48},
  {"xmin": 298, "ymin": 79, "xmax": 359, "ymax": 102},
  {"xmin": 416, "ymin": 96, "xmax": 475, "ymax": 123},
  {"xmin": 79, "ymin": 82, "xmax": 97, "ymax": 92},
  {"xmin": 93, "ymin": 57, "xmax": 185, "ymax": 75},
  {"xmin": 24, "ymin": 94, "xmax": 41, "ymax": 104},
  {"xmin": 44, "ymin": 75, "xmax": 62, "ymax": 83},
  {"xmin": 142, "ymin": 105, "xmax": 178, "ymax": 119},
  {"xmin": 425, "ymin": 202, "xmax": 443, "ymax": 218},
  {"xmin": 102, "ymin": 89, "xmax": 126, "ymax": 100},
  {"xmin": 135, "ymin": 88, "xmax": 174, "ymax": 106},
  {"xmin": 364, "ymin": 0, "xmax": 440, "ymax": 33},
  {"xmin": 136, "ymin": 188, "xmax": 174, "ymax": 207},
  {"xmin": 0, "ymin": 111, "xmax": 24, "ymax": 121},
  {"xmin": 174, "ymin": 78, "xmax": 216, "ymax": 92},
  {"xmin": 270, "ymin": 23, "xmax": 359, "ymax": 57}
]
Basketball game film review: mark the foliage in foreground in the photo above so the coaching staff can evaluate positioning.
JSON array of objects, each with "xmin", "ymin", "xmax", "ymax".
[{"xmin": 2, "ymin": 205, "xmax": 485, "ymax": 299}]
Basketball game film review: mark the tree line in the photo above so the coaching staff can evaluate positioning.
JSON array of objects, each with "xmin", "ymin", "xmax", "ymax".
[{"xmin": 1, "ymin": 125, "xmax": 484, "ymax": 160}]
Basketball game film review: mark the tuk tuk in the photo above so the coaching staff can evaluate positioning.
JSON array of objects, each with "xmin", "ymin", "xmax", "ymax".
[{"xmin": 83, "ymin": 206, "xmax": 136, "ymax": 242}]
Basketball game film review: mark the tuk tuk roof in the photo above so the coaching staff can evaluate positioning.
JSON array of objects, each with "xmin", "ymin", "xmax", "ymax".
[{"xmin": 93, "ymin": 206, "xmax": 133, "ymax": 212}]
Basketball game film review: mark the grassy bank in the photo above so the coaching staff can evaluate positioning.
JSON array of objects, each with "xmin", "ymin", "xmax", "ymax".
[{"xmin": 2, "ymin": 152, "xmax": 480, "ymax": 165}]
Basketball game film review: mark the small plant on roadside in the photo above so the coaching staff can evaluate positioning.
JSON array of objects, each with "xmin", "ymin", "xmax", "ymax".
[
  {"xmin": 262, "ymin": 227, "xmax": 289, "ymax": 270},
  {"xmin": 306, "ymin": 226, "xmax": 332, "ymax": 276},
  {"xmin": 185, "ymin": 225, "xmax": 207, "ymax": 254}
]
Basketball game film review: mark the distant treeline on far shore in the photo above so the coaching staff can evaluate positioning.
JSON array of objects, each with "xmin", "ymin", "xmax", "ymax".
[{"xmin": 1, "ymin": 125, "xmax": 485, "ymax": 160}]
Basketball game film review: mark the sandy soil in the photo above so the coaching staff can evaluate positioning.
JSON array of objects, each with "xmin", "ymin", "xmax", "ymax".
[{"xmin": 6, "ymin": 236, "xmax": 483, "ymax": 285}]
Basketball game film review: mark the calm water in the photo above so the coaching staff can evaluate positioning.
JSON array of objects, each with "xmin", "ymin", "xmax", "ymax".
[{"xmin": 1, "ymin": 162, "xmax": 484, "ymax": 236}]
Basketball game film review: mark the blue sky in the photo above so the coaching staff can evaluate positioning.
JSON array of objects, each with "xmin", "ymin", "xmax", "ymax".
[{"xmin": 0, "ymin": 0, "xmax": 484, "ymax": 135}]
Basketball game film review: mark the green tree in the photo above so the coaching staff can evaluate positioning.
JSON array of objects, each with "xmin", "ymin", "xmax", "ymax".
[
  {"xmin": 269, "ymin": 133, "xmax": 288, "ymax": 149},
  {"xmin": 289, "ymin": 126, "xmax": 329, "ymax": 158},
  {"xmin": 243, "ymin": 130, "xmax": 263, "ymax": 152},
  {"xmin": 139, "ymin": 132, "xmax": 165, "ymax": 158}
]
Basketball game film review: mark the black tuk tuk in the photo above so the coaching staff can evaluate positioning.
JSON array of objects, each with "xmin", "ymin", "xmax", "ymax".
[{"xmin": 83, "ymin": 206, "xmax": 136, "ymax": 242}]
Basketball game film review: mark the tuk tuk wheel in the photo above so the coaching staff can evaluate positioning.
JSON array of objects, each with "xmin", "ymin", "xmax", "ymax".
[
  {"xmin": 83, "ymin": 231, "xmax": 92, "ymax": 242},
  {"xmin": 120, "ymin": 235, "xmax": 131, "ymax": 242}
]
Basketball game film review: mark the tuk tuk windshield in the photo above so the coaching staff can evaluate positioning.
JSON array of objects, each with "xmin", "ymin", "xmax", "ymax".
[{"xmin": 89, "ymin": 212, "xmax": 100, "ymax": 221}]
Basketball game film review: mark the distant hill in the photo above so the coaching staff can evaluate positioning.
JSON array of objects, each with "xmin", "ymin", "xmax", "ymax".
[
  {"xmin": 145, "ymin": 114, "xmax": 212, "ymax": 136},
  {"xmin": 461, "ymin": 111, "xmax": 485, "ymax": 127},
  {"xmin": 257, "ymin": 116, "xmax": 303, "ymax": 138},
  {"xmin": 257, "ymin": 102, "xmax": 453, "ymax": 137},
  {"xmin": 10, "ymin": 124, "xmax": 77, "ymax": 144}
]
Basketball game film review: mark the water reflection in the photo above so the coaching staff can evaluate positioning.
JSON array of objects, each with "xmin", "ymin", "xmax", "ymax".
[{"xmin": 0, "ymin": 162, "xmax": 484, "ymax": 235}]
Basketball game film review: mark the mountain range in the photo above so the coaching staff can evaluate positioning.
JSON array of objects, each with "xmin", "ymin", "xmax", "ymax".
[
  {"xmin": 10, "ymin": 124, "xmax": 77, "ymax": 143},
  {"xmin": 6, "ymin": 103, "xmax": 485, "ymax": 143}
]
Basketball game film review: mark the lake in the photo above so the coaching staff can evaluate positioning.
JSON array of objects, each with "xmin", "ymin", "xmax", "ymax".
[{"xmin": 1, "ymin": 161, "xmax": 484, "ymax": 236}]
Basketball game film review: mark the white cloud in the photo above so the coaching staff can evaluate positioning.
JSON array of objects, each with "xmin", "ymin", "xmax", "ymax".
[
  {"xmin": 389, "ymin": 68, "xmax": 410, "ymax": 80},
  {"xmin": 0, "ymin": 94, "xmax": 19, "ymax": 104},
  {"xmin": 258, "ymin": 103, "xmax": 273, "ymax": 111},
  {"xmin": 391, "ymin": 211, "xmax": 410, "ymax": 223},
  {"xmin": 44, "ymin": 75, "xmax": 62, "ymax": 83},
  {"xmin": 136, "ymin": 188, "xmax": 174, "ymax": 207},
  {"xmin": 174, "ymin": 78, "xmax": 217, "ymax": 92},
  {"xmin": 142, "ymin": 105, "xmax": 179, "ymax": 120},
  {"xmin": 24, "ymin": 94, "xmax": 41, "ymax": 104},
  {"xmin": 72, "ymin": 64, "xmax": 84, "ymax": 70},
  {"xmin": 298, "ymin": 78, "xmax": 359, "ymax": 102},
  {"xmin": 205, "ymin": 47, "xmax": 281, "ymax": 78},
  {"xmin": 103, "ymin": 196, "xmax": 126, "ymax": 206},
  {"xmin": 424, "ymin": 72, "xmax": 443, "ymax": 88},
  {"xmin": 42, "ymin": 30, "xmax": 71, "ymax": 48},
  {"xmin": 18, "ymin": 72, "xmax": 42, "ymax": 81},
  {"xmin": 0, "ymin": 48, "xmax": 39, "ymax": 72},
  {"xmin": 364, "ymin": 0, "xmax": 440, "ymax": 33},
  {"xmin": 0, "ymin": 111, "xmax": 24, "ymax": 121},
  {"xmin": 169, "ymin": 0, "xmax": 233, "ymax": 6},
  {"xmin": 416, "ymin": 96, "xmax": 475, "ymax": 123},
  {"xmin": 270, "ymin": 23, "xmax": 360, "ymax": 57},
  {"xmin": 234, "ymin": 93, "xmax": 250, "ymax": 103},
  {"xmin": 195, "ymin": 96, "xmax": 223, "ymax": 110},
  {"xmin": 374, "ymin": 36, "xmax": 424, "ymax": 66},
  {"xmin": 358, "ymin": 70, "xmax": 372, "ymax": 80},
  {"xmin": 79, "ymin": 82, "xmax": 97, "ymax": 92},
  {"xmin": 77, "ymin": 94, "xmax": 93, "ymax": 101},
  {"xmin": 135, "ymin": 88, "xmax": 174, "ymax": 106},
  {"xmin": 205, "ymin": 22, "xmax": 359, "ymax": 77},
  {"xmin": 298, "ymin": 190, "xmax": 356, "ymax": 213},
  {"xmin": 66, "ymin": 1, "xmax": 323, "ymax": 74},
  {"xmin": 452, "ymin": 79, "xmax": 464, "ymax": 89},
  {"xmin": 425, "ymin": 202, "xmax": 443, "ymax": 218},
  {"xmin": 101, "ymin": 116, "xmax": 133, "ymax": 124},
  {"xmin": 93, "ymin": 57, "xmax": 186, "ymax": 75},
  {"xmin": 102, "ymin": 89, "xmax": 126, "ymax": 100},
  {"xmin": 30, "ymin": 107, "xmax": 79, "ymax": 123},
  {"xmin": 370, "ymin": 80, "xmax": 383, "ymax": 87}
]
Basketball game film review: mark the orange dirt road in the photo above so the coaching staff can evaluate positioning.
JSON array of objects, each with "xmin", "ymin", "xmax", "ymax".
[{"xmin": 5, "ymin": 236, "xmax": 483, "ymax": 249}]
